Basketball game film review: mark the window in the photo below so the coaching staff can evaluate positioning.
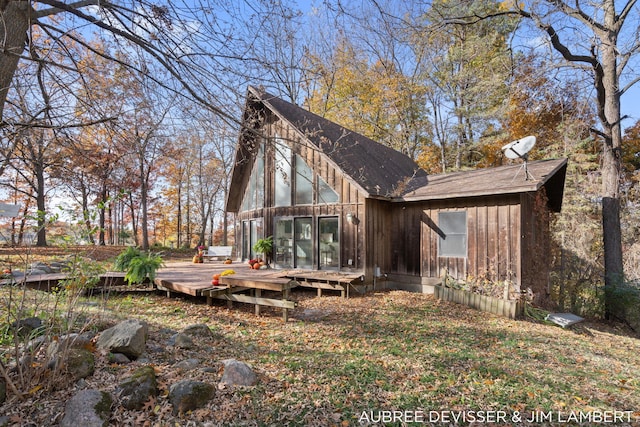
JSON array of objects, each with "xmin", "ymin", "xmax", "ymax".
[
  {"xmin": 317, "ymin": 175, "xmax": 339, "ymax": 204},
  {"xmin": 295, "ymin": 154, "xmax": 313, "ymax": 205},
  {"xmin": 438, "ymin": 211, "xmax": 467, "ymax": 257},
  {"xmin": 272, "ymin": 137, "xmax": 339, "ymax": 207},
  {"xmin": 240, "ymin": 143, "xmax": 264, "ymax": 211},
  {"xmin": 242, "ymin": 219, "xmax": 263, "ymax": 260},
  {"xmin": 274, "ymin": 140, "xmax": 292, "ymax": 207}
]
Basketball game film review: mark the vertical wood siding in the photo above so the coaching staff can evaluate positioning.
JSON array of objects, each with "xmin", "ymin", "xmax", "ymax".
[{"xmin": 390, "ymin": 196, "xmax": 523, "ymax": 287}]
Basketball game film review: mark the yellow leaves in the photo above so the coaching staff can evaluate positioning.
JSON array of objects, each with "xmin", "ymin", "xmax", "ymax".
[
  {"xmin": 28, "ymin": 384, "xmax": 43, "ymax": 395},
  {"xmin": 306, "ymin": 38, "xmax": 424, "ymax": 147}
]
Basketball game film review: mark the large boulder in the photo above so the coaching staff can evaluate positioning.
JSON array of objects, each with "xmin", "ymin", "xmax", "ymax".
[
  {"xmin": 47, "ymin": 332, "xmax": 95, "ymax": 357},
  {"xmin": 220, "ymin": 359, "xmax": 258, "ymax": 386},
  {"xmin": 116, "ymin": 365, "xmax": 158, "ymax": 410},
  {"xmin": 60, "ymin": 389, "xmax": 112, "ymax": 427},
  {"xmin": 96, "ymin": 319, "xmax": 148, "ymax": 359},
  {"xmin": 65, "ymin": 348, "xmax": 95, "ymax": 380},
  {"xmin": 168, "ymin": 380, "xmax": 214, "ymax": 414}
]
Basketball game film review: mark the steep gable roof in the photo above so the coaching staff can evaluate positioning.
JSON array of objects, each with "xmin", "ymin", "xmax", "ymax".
[{"xmin": 249, "ymin": 86, "xmax": 428, "ymax": 198}]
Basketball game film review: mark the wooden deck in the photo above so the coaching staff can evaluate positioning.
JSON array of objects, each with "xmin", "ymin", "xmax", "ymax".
[
  {"xmin": 153, "ymin": 261, "xmax": 361, "ymax": 321},
  {"xmin": 1, "ymin": 260, "xmax": 363, "ymax": 321}
]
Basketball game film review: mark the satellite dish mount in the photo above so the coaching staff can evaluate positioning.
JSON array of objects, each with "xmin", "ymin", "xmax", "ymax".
[{"xmin": 501, "ymin": 136, "xmax": 536, "ymax": 181}]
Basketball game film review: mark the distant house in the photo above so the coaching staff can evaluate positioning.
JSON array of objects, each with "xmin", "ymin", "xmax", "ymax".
[{"xmin": 226, "ymin": 86, "xmax": 567, "ymax": 303}]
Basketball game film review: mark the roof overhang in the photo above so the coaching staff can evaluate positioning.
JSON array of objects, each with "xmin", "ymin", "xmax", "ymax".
[{"xmin": 398, "ymin": 158, "xmax": 568, "ymax": 212}]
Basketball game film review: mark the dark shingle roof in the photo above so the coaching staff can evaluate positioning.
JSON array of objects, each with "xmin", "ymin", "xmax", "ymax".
[
  {"xmin": 251, "ymin": 87, "xmax": 428, "ymax": 198},
  {"xmin": 400, "ymin": 158, "xmax": 568, "ymax": 212}
]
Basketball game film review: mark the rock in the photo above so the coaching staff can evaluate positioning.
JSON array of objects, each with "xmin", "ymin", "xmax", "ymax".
[
  {"xmin": 168, "ymin": 380, "xmax": 214, "ymax": 414},
  {"xmin": 49, "ymin": 261, "xmax": 68, "ymax": 272},
  {"xmin": 0, "ymin": 415, "xmax": 8, "ymax": 427},
  {"xmin": 116, "ymin": 365, "xmax": 158, "ymax": 410},
  {"xmin": 220, "ymin": 359, "xmax": 257, "ymax": 386},
  {"xmin": 173, "ymin": 358, "xmax": 200, "ymax": 372},
  {"xmin": 96, "ymin": 319, "xmax": 148, "ymax": 359},
  {"xmin": 61, "ymin": 389, "xmax": 112, "ymax": 427},
  {"xmin": 10, "ymin": 317, "xmax": 42, "ymax": 338},
  {"xmin": 47, "ymin": 332, "xmax": 95, "ymax": 357},
  {"xmin": 65, "ymin": 348, "xmax": 95, "ymax": 380},
  {"xmin": 108, "ymin": 353, "xmax": 131, "ymax": 364},
  {"xmin": 182, "ymin": 323, "xmax": 213, "ymax": 338},
  {"xmin": 30, "ymin": 262, "xmax": 53, "ymax": 273},
  {"xmin": 173, "ymin": 333, "xmax": 194, "ymax": 349}
]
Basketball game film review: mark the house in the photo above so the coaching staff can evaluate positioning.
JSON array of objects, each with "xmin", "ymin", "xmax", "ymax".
[{"xmin": 226, "ymin": 86, "xmax": 567, "ymax": 305}]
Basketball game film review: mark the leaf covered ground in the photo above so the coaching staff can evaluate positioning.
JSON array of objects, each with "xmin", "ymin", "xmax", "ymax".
[{"xmin": 2, "ymin": 282, "xmax": 640, "ymax": 426}]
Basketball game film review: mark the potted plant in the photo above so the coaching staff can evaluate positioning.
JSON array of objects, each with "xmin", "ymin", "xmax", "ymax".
[
  {"xmin": 193, "ymin": 245, "xmax": 204, "ymax": 263},
  {"xmin": 115, "ymin": 247, "xmax": 164, "ymax": 286},
  {"xmin": 253, "ymin": 236, "xmax": 273, "ymax": 267}
]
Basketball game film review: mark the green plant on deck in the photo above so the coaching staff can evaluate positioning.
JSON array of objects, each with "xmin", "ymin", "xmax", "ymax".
[
  {"xmin": 123, "ymin": 251, "xmax": 164, "ymax": 286},
  {"xmin": 114, "ymin": 246, "xmax": 142, "ymax": 272},
  {"xmin": 253, "ymin": 236, "xmax": 273, "ymax": 264}
]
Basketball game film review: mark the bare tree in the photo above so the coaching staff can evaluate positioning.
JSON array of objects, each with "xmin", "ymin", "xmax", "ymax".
[{"xmin": 509, "ymin": 0, "xmax": 639, "ymax": 317}]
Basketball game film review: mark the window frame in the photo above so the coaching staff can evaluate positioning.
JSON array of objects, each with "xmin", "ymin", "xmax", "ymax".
[{"xmin": 438, "ymin": 211, "xmax": 467, "ymax": 258}]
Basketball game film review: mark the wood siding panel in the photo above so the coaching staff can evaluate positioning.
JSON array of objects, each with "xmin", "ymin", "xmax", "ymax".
[{"xmin": 408, "ymin": 195, "xmax": 522, "ymax": 289}]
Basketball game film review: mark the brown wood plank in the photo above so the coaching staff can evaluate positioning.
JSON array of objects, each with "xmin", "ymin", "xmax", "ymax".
[
  {"xmin": 296, "ymin": 281, "xmax": 346, "ymax": 291},
  {"xmin": 219, "ymin": 276, "xmax": 296, "ymax": 291},
  {"xmin": 212, "ymin": 293, "xmax": 296, "ymax": 310}
]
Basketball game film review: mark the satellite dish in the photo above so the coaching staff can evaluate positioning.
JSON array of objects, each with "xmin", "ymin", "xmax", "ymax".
[
  {"xmin": 502, "ymin": 135, "xmax": 536, "ymax": 159},
  {"xmin": 501, "ymin": 136, "xmax": 536, "ymax": 180}
]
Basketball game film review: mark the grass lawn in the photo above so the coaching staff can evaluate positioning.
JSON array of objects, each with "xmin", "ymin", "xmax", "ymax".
[{"xmin": 2, "ymin": 279, "xmax": 639, "ymax": 425}]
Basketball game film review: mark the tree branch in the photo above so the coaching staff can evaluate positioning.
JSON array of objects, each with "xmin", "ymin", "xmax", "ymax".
[
  {"xmin": 33, "ymin": 0, "xmax": 239, "ymax": 125},
  {"xmin": 34, "ymin": 0, "xmax": 102, "ymax": 19}
]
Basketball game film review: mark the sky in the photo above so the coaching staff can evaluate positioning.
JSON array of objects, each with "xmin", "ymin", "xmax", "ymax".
[{"xmin": 621, "ymin": 86, "xmax": 639, "ymax": 131}]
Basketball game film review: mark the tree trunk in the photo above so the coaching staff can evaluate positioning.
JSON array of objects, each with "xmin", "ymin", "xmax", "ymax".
[
  {"xmin": 81, "ymin": 182, "xmax": 95, "ymax": 244},
  {"xmin": 176, "ymin": 183, "xmax": 182, "ymax": 248},
  {"xmin": 222, "ymin": 187, "xmax": 229, "ymax": 245},
  {"xmin": 98, "ymin": 184, "xmax": 108, "ymax": 245},
  {"xmin": 128, "ymin": 191, "xmax": 139, "ymax": 247},
  {"xmin": 0, "ymin": 1, "xmax": 31, "ymax": 123},
  {"xmin": 35, "ymin": 167, "xmax": 47, "ymax": 247},
  {"xmin": 140, "ymin": 161, "xmax": 150, "ymax": 250},
  {"xmin": 599, "ymin": 23, "xmax": 624, "ymax": 319}
]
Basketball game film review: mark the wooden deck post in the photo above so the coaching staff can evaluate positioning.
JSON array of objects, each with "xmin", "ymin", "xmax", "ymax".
[
  {"xmin": 282, "ymin": 284, "xmax": 290, "ymax": 322},
  {"xmin": 254, "ymin": 289, "xmax": 261, "ymax": 316},
  {"xmin": 226, "ymin": 288, "xmax": 233, "ymax": 309}
]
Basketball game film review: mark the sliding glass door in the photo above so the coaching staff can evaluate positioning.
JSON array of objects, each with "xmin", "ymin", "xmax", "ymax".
[
  {"xmin": 241, "ymin": 219, "xmax": 262, "ymax": 260},
  {"xmin": 319, "ymin": 217, "xmax": 339, "ymax": 269},
  {"xmin": 294, "ymin": 217, "xmax": 313, "ymax": 269},
  {"xmin": 274, "ymin": 218, "xmax": 293, "ymax": 269}
]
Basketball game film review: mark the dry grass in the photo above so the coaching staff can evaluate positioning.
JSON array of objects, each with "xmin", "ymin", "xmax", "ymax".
[{"xmin": 2, "ymin": 280, "xmax": 639, "ymax": 426}]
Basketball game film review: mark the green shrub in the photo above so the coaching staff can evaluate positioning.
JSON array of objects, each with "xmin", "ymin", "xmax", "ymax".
[
  {"xmin": 114, "ymin": 246, "xmax": 142, "ymax": 272},
  {"xmin": 606, "ymin": 281, "xmax": 640, "ymax": 331},
  {"xmin": 123, "ymin": 252, "xmax": 164, "ymax": 286}
]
